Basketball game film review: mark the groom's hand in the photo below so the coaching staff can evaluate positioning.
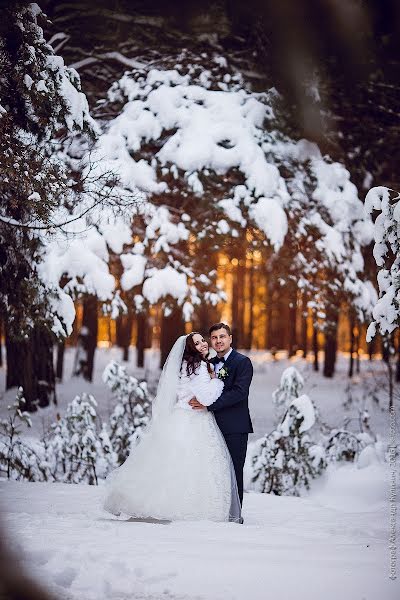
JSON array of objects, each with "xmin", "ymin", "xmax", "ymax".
[{"xmin": 189, "ymin": 397, "xmax": 206, "ymax": 410}]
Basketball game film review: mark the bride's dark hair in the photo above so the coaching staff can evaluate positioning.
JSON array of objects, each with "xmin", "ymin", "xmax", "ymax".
[{"xmin": 182, "ymin": 332, "xmax": 213, "ymax": 377}]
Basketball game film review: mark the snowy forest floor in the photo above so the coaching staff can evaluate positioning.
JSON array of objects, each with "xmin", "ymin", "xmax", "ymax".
[
  {"xmin": 0, "ymin": 348, "xmax": 399, "ymax": 599},
  {"xmin": 0, "ymin": 466, "xmax": 397, "ymax": 600}
]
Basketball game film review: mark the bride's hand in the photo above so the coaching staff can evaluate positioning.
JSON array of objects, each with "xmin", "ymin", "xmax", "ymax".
[
  {"xmin": 189, "ymin": 398, "xmax": 206, "ymax": 410},
  {"xmin": 210, "ymin": 370, "xmax": 216, "ymax": 379}
]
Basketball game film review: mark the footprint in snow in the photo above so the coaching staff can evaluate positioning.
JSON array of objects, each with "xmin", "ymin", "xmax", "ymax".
[{"xmin": 53, "ymin": 566, "xmax": 78, "ymax": 588}]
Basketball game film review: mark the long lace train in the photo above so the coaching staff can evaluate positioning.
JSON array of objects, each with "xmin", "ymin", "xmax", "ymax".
[{"xmin": 102, "ymin": 407, "xmax": 241, "ymax": 522}]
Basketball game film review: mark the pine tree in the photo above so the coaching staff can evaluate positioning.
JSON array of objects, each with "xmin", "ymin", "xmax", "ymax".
[
  {"xmin": 364, "ymin": 186, "xmax": 400, "ymax": 406},
  {"xmin": 364, "ymin": 187, "xmax": 400, "ymax": 337},
  {"xmin": 251, "ymin": 394, "xmax": 326, "ymax": 496},
  {"xmin": 272, "ymin": 365, "xmax": 305, "ymax": 420},
  {"xmin": 0, "ymin": 387, "xmax": 41, "ymax": 481},
  {"xmin": 0, "ymin": 2, "xmax": 97, "ymax": 409},
  {"xmin": 102, "ymin": 360, "xmax": 151, "ymax": 464},
  {"xmin": 94, "ymin": 50, "xmax": 374, "ymax": 367},
  {"xmin": 45, "ymin": 393, "xmax": 117, "ymax": 484}
]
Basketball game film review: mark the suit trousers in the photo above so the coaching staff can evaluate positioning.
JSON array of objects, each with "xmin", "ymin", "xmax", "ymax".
[{"xmin": 222, "ymin": 432, "xmax": 248, "ymax": 506}]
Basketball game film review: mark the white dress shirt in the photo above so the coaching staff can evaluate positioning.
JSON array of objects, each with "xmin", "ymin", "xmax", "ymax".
[{"xmin": 214, "ymin": 347, "xmax": 233, "ymax": 374}]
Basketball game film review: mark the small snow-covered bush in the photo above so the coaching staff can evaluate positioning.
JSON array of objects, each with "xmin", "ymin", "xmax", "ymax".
[
  {"xmin": 325, "ymin": 430, "xmax": 361, "ymax": 462},
  {"xmin": 103, "ymin": 360, "xmax": 151, "ymax": 463},
  {"xmin": 324, "ymin": 407, "xmax": 378, "ymax": 464},
  {"xmin": 0, "ymin": 368, "xmax": 153, "ymax": 484},
  {"xmin": 44, "ymin": 393, "xmax": 118, "ymax": 484},
  {"xmin": 0, "ymin": 388, "xmax": 48, "ymax": 482},
  {"xmin": 251, "ymin": 394, "xmax": 326, "ymax": 496},
  {"xmin": 357, "ymin": 441, "xmax": 387, "ymax": 469},
  {"xmin": 272, "ymin": 366, "xmax": 305, "ymax": 420}
]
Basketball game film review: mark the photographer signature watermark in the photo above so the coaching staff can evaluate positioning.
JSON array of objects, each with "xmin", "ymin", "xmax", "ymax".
[{"xmin": 388, "ymin": 403, "xmax": 397, "ymax": 580}]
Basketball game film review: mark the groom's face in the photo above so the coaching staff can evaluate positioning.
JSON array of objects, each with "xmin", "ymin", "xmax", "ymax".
[{"xmin": 210, "ymin": 328, "xmax": 232, "ymax": 355}]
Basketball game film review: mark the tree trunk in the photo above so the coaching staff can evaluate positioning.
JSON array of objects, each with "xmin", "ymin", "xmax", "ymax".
[
  {"xmin": 160, "ymin": 307, "xmax": 185, "ymax": 367},
  {"xmin": 73, "ymin": 295, "xmax": 98, "ymax": 381},
  {"xmin": 268, "ymin": 285, "xmax": 285, "ymax": 354},
  {"xmin": 382, "ymin": 331, "xmax": 393, "ymax": 363},
  {"xmin": 368, "ymin": 334, "xmax": 376, "ymax": 360},
  {"xmin": 287, "ymin": 290, "xmax": 297, "ymax": 357},
  {"xmin": 136, "ymin": 311, "xmax": 148, "ymax": 368},
  {"xmin": 5, "ymin": 326, "xmax": 20, "ymax": 390},
  {"xmin": 312, "ymin": 314, "xmax": 319, "ymax": 372},
  {"xmin": 231, "ymin": 262, "xmax": 239, "ymax": 349},
  {"xmin": 116, "ymin": 312, "xmax": 133, "ymax": 362},
  {"xmin": 194, "ymin": 301, "xmax": 219, "ymax": 345},
  {"xmin": 232, "ymin": 257, "xmax": 245, "ymax": 348},
  {"xmin": 33, "ymin": 325, "xmax": 56, "ymax": 407},
  {"xmin": 56, "ymin": 339, "xmax": 65, "ymax": 381},
  {"xmin": 348, "ymin": 312, "xmax": 355, "ymax": 378},
  {"xmin": 323, "ymin": 309, "xmax": 339, "ymax": 378},
  {"xmin": 395, "ymin": 330, "xmax": 400, "ymax": 383},
  {"xmin": 382, "ymin": 334, "xmax": 395, "ymax": 410},
  {"xmin": 299, "ymin": 293, "xmax": 308, "ymax": 358},
  {"xmin": 264, "ymin": 270, "xmax": 271, "ymax": 350},
  {"xmin": 355, "ymin": 325, "xmax": 361, "ymax": 374},
  {"xmin": 244, "ymin": 254, "xmax": 254, "ymax": 350},
  {"xmin": 6, "ymin": 335, "xmax": 36, "ymax": 411},
  {"xmin": 0, "ymin": 320, "xmax": 3, "ymax": 367},
  {"xmin": 5, "ymin": 323, "xmax": 56, "ymax": 411}
]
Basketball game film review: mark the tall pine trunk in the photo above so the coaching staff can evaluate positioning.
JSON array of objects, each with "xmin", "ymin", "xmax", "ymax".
[
  {"xmin": 323, "ymin": 308, "xmax": 339, "ymax": 378},
  {"xmin": 5, "ymin": 323, "xmax": 56, "ymax": 411},
  {"xmin": 196, "ymin": 301, "xmax": 219, "ymax": 339},
  {"xmin": 368, "ymin": 335, "xmax": 376, "ymax": 360},
  {"xmin": 312, "ymin": 314, "xmax": 319, "ymax": 372},
  {"xmin": 160, "ymin": 307, "xmax": 185, "ymax": 367},
  {"xmin": 116, "ymin": 311, "xmax": 133, "ymax": 362},
  {"xmin": 33, "ymin": 325, "xmax": 56, "ymax": 407},
  {"xmin": 300, "ymin": 293, "xmax": 308, "ymax": 358},
  {"xmin": 56, "ymin": 340, "xmax": 65, "ymax": 381},
  {"xmin": 396, "ymin": 331, "xmax": 400, "ymax": 383},
  {"xmin": 243, "ymin": 254, "xmax": 254, "ymax": 350},
  {"xmin": 231, "ymin": 256, "xmax": 245, "ymax": 348},
  {"xmin": 73, "ymin": 295, "xmax": 98, "ymax": 381},
  {"xmin": 287, "ymin": 289, "xmax": 297, "ymax": 357},
  {"xmin": 136, "ymin": 311, "xmax": 148, "ymax": 368},
  {"xmin": 5, "ymin": 326, "xmax": 20, "ymax": 390},
  {"xmin": 247, "ymin": 254, "xmax": 255, "ymax": 349},
  {"xmin": 264, "ymin": 269, "xmax": 271, "ymax": 350},
  {"xmin": 382, "ymin": 334, "xmax": 395, "ymax": 410},
  {"xmin": 0, "ymin": 319, "xmax": 3, "ymax": 367},
  {"xmin": 355, "ymin": 325, "xmax": 361, "ymax": 374},
  {"xmin": 348, "ymin": 312, "xmax": 355, "ymax": 377}
]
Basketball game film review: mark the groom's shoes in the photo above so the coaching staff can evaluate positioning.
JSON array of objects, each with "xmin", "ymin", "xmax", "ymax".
[{"xmin": 229, "ymin": 516, "xmax": 244, "ymax": 524}]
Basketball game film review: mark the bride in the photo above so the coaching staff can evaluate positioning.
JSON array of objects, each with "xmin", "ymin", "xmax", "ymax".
[{"xmin": 102, "ymin": 332, "xmax": 242, "ymax": 522}]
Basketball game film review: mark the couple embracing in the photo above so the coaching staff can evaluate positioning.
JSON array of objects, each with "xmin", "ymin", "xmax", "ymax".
[{"xmin": 103, "ymin": 323, "xmax": 254, "ymax": 524}]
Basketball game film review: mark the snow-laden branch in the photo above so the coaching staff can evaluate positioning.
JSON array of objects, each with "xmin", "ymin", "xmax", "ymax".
[
  {"xmin": 0, "ymin": 190, "xmax": 141, "ymax": 231},
  {"xmin": 70, "ymin": 52, "xmax": 146, "ymax": 72},
  {"xmin": 364, "ymin": 186, "xmax": 400, "ymax": 342}
]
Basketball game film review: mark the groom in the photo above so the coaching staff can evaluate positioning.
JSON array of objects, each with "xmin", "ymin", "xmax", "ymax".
[{"xmin": 189, "ymin": 322, "xmax": 253, "ymax": 511}]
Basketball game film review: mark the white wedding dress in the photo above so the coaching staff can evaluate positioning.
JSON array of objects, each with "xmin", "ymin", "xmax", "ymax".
[{"xmin": 102, "ymin": 336, "xmax": 241, "ymax": 522}]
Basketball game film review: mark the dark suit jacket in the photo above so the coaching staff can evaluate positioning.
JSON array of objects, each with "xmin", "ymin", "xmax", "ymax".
[{"xmin": 207, "ymin": 348, "xmax": 253, "ymax": 434}]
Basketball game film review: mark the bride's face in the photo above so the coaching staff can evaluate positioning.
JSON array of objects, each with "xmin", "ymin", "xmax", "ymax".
[{"xmin": 192, "ymin": 333, "xmax": 209, "ymax": 357}]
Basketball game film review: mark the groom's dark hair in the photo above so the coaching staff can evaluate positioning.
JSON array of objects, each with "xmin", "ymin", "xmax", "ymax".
[{"xmin": 209, "ymin": 322, "xmax": 232, "ymax": 336}]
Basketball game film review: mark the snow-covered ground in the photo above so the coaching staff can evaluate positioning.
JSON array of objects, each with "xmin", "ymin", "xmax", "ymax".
[
  {"xmin": 0, "ymin": 348, "xmax": 398, "ymax": 599},
  {"xmin": 1, "ymin": 461, "xmax": 397, "ymax": 600}
]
